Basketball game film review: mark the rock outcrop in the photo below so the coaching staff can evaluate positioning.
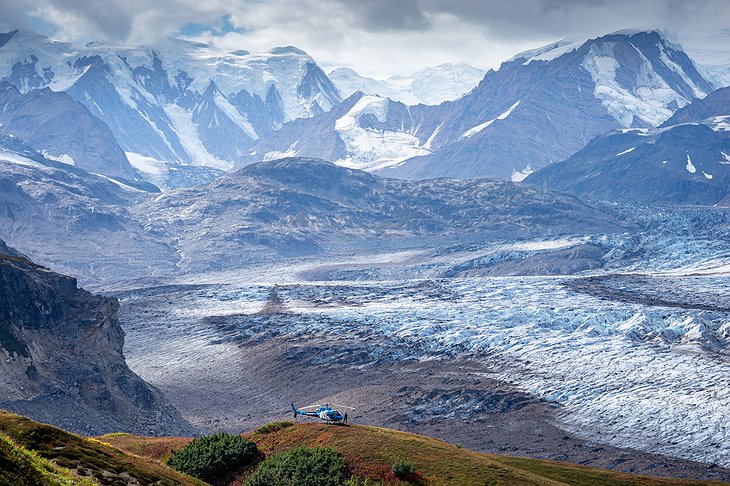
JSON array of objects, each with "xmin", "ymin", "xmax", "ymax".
[{"xmin": 0, "ymin": 239, "xmax": 195, "ymax": 436}]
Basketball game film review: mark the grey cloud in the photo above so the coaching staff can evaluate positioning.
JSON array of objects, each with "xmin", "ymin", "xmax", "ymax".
[
  {"xmin": 0, "ymin": 0, "xmax": 36, "ymax": 32},
  {"xmin": 339, "ymin": 0, "xmax": 432, "ymax": 32},
  {"xmin": 360, "ymin": 0, "xmax": 730, "ymax": 40},
  {"xmin": 43, "ymin": 0, "xmax": 136, "ymax": 38},
  {"xmin": 4, "ymin": 0, "xmax": 730, "ymax": 43},
  {"xmin": 0, "ymin": 0, "xmax": 728, "ymax": 79}
]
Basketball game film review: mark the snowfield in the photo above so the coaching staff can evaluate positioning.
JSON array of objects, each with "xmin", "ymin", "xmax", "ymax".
[{"xmin": 334, "ymin": 95, "xmax": 431, "ymax": 171}]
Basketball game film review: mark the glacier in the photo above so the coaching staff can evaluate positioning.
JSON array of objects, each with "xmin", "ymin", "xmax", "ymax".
[{"xmin": 118, "ymin": 247, "xmax": 730, "ymax": 469}]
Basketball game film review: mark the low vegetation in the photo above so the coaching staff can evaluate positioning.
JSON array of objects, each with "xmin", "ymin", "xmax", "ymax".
[
  {"xmin": 391, "ymin": 459, "xmax": 417, "ymax": 479},
  {"xmin": 0, "ymin": 410, "xmax": 205, "ymax": 485},
  {"xmin": 254, "ymin": 421, "xmax": 294, "ymax": 435},
  {"xmin": 167, "ymin": 432, "xmax": 258, "ymax": 482},
  {"xmin": 100, "ymin": 433, "xmax": 193, "ymax": 462},
  {"xmin": 4, "ymin": 413, "xmax": 726, "ymax": 485},
  {"xmin": 246, "ymin": 422, "xmax": 725, "ymax": 485},
  {"xmin": 244, "ymin": 446, "xmax": 347, "ymax": 486},
  {"xmin": 0, "ymin": 433, "xmax": 95, "ymax": 486}
]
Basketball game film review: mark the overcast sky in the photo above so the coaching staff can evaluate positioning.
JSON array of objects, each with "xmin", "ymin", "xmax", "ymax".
[{"xmin": 1, "ymin": 0, "xmax": 729, "ymax": 78}]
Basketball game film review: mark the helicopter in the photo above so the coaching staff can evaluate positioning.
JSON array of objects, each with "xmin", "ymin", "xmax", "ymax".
[{"xmin": 291, "ymin": 403, "xmax": 354, "ymax": 424}]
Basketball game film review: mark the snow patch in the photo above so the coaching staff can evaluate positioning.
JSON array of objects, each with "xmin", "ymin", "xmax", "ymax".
[
  {"xmin": 581, "ymin": 43, "xmax": 692, "ymax": 127},
  {"xmin": 508, "ymin": 37, "xmax": 586, "ymax": 64},
  {"xmin": 702, "ymin": 171, "xmax": 713, "ymax": 180},
  {"xmin": 511, "ymin": 165, "xmax": 535, "ymax": 182},
  {"xmin": 0, "ymin": 150, "xmax": 42, "ymax": 168},
  {"xmin": 41, "ymin": 151, "xmax": 76, "ymax": 166},
  {"xmin": 720, "ymin": 151, "xmax": 730, "ymax": 165},
  {"xmin": 657, "ymin": 46, "xmax": 705, "ymax": 99},
  {"xmin": 685, "ymin": 153, "xmax": 696, "ymax": 174},
  {"xmin": 213, "ymin": 89, "xmax": 258, "ymax": 140},
  {"xmin": 91, "ymin": 172, "xmax": 143, "ymax": 192},
  {"xmin": 423, "ymin": 122, "xmax": 443, "ymax": 151},
  {"xmin": 264, "ymin": 144, "xmax": 300, "ymax": 161},
  {"xmin": 164, "ymin": 104, "xmax": 233, "ymax": 170},
  {"xmin": 619, "ymin": 128, "xmax": 651, "ymax": 136},
  {"xmin": 126, "ymin": 152, "xmax": 167, "ymax": 176},
  {"xmin": 709, "ymin": 116, "xmax": 730, "ymax": 132},
  {"xmin": 461, "ymin": 101, "xmax": 520, "ymax": 139},
  {"xmin": 616, "ymin": 147, "xmax": 635, "ymax": 156}
]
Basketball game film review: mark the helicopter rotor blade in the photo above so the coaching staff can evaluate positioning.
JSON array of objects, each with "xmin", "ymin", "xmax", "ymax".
[
  {"xmin": 335, "ymin": 405, "xmax": 356, "ymax": 410},
  {"xmin": 297, "ymin": 404, "xmax": 320, "ymax": 410}
]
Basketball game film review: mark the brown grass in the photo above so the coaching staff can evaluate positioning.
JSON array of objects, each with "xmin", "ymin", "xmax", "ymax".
[
  {"xmin": 99, "ymin": 433, "xmax": 193, "ymax": 462},
  {"xmin": 244, "ymin": 422, "xmax": 726, "ymax": 486},
  {"xmin": 76, "ymin": 419, "xmax": 728, "ymax": 486}
]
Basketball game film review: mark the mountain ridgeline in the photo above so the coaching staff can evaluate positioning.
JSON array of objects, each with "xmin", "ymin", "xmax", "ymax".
[
  {"xmin": 526, "ymin": 86, "xmax": 730, "ymax": 205},
  {"xmin": 0, "ymin": 134, "xmax": 631, "ymax": 281},
  {"xmin": 135, "ymin": 157, "xmax": 630, "ymax": 273},
  {"xmin": 242, "ymin": 31, "xmax": 714, "ymax": 181},
  {"xmin": 0, "ymin": 28, "xmax": 721, "ymax": 193},
  {"xmin": 0, "ymin": 30, "xmax": 342, "ymax": 188}
]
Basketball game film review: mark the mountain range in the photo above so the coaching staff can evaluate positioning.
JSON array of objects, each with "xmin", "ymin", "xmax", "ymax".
[
  {"xmin": 0, "ymin": 30, "xmax": 341, "ymax": 188},
  {"xmin": 0, "ymin": 27, "xmax": 728, "ymax": 281},
  {"xmin": 242, "ymin": 30, "xmax": 716, "ymax": 181},
  {"xmin": 1, "ymin": 28, "xmax": 724, "ymax": 193}
]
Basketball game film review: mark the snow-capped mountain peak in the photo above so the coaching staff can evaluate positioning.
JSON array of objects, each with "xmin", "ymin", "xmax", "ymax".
[
  {"xmin": 246, "ymin": 29, "xmax": 715, "ymax": 182},
  {"xmin": 330, "ymin": 62, "xmax": 485, "ymax": 106},
  {"xmin": 507, "ymin": 36, "xmax": 586, "ymax": 64},
  {"xmin": 0, "ymin": 29, "xmax": 342, "ymax": 188}
]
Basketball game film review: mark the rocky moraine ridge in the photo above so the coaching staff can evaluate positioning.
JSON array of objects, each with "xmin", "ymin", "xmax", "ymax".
[{"xmin": 0, "ymin": 239, "xmax": 194, "ymax": 436}]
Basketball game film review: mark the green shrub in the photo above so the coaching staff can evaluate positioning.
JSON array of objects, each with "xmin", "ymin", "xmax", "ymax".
[
  {"xmin": 391, "ymin": 460, "xmax": 416, "ymax": 478},
  {"xmin": 255, "ymin": 421, "xmax": 294, "ymax": 435},
  {"xmin": 167, "ymin": 432, "xmax": 257, "ymax": 482},
  {"xmin": 245, "ymin": 447, "xmax": 347, "ymax": 486}
]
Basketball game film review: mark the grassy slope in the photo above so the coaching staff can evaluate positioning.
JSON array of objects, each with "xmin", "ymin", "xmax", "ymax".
[
  {"xmin": 0, "ymin": 434, "xmax": 96, "ymax": 486},
  {"xmin": 98, "ymin": 433, "xmax": 193, "ymax": 462},
  {"xmin": 106, "ymin": 422, "xmax": 727, "ymax": 486},
  {"xmin": 245, "ymin": 423, "xmax": 726, "ymax": 486},
  {"xmin": 0, "ymin": 410, "xmax": 205, "ymax": 486}
]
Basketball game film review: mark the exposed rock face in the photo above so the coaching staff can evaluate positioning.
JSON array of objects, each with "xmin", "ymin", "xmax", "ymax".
[
  {"xmin": 525, "ymin": 87, "xmax": 730, "ymax": 206},
  {"xmin": 0, "ymin": 240, "xmax": 195, "ymax": 436},
  {"xmin": 662, "ymin": 86, "xmax": 730, "ymax": 126},
  {"xmin": 0, "ymin": 82, "xmax": 139, "ymax": 182}
]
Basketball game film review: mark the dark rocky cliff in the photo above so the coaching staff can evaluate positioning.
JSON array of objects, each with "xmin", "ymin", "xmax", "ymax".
[{"xmin": 0, "ymin": 239, "xmax": 195, "ymax": 436}]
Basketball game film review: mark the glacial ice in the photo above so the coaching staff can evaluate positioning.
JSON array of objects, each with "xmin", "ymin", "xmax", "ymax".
[{"xmin": 121, "ymin": 231, "xmax": 730, "ymax": 468}]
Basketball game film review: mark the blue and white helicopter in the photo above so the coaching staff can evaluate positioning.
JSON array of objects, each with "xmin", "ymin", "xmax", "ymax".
[{"xmin": 291, "ymin": 403, "xmax": 353, "ymax": 424}]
